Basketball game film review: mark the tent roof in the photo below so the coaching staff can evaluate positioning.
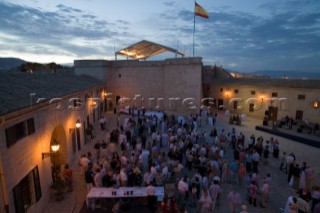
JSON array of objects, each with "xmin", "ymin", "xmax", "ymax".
[{"xmin": 115, "ymin": 40, "xmax": 185, "ymax": 59}]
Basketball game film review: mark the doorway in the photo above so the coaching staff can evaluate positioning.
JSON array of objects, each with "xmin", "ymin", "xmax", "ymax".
[
  {"xmin": 218, "ymin": 99, "xmax": 224, "ymax": 111},
  {"xmin": 295, "ymin": 110, "xmax": 303, "ymax": 120},
  {"xmin": 116, "ymin": 95, "xmax": 121, "ymax": 105},
  {"xmin": 268, "ymin": 106, "xmax": 278, "ymax": 121}
]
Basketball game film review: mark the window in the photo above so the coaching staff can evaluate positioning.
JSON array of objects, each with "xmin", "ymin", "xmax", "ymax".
[
  {"xmin": 84, "ymin": 94, "xmax": 90, "ymax": 102},
  {"xmin": 251, "ymin": 91, "xmax": 255, "ymax": 95},
  {"xmin": 76, "ymin": 128, "xmax": 81, "ymax": 151},
  {"xmin": 234, "ymin": 89, "xmax": 238, "ymax": 94},
  {"xmin": 13, "ymin": 166, "xmax": 41, "ymax": 213},
  {"xmin": 5, "ymin": 118, "xmax": 35, "ymax": 148},
  {"xmin": 272, "ymin": 92, "xmax": 278, "ymax": 97},
  {"xmin": 73, "ymin": 98, "xmax": 82, "ymax": 108},
  {"xmin": 220, "ymin": 88, "xmax": 223, "ymax": 92},
  {"xmin": 249, "ymin": 103, "xmax": 254, "ymax": 112},
  {"xmin": 234, "ymin": 101, "xmax": 238, "ymax": 109},
  {"xmin": 71, "ymin": 129, "xmax": 77, "ymax": 154},
  {"xmin": 298, "ymin": 94, "xmax": 305, "ymax": 100}
]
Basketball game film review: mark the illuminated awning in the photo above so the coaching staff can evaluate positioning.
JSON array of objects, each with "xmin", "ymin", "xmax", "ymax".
[{"xmin": 115, "ymin": 40, "xmax": 185, "ymax": 60}]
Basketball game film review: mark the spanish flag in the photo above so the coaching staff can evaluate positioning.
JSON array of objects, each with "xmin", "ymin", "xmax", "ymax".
[{"xmin": 195, "ymin": 2, "xmax": 209, "ymax": 19}]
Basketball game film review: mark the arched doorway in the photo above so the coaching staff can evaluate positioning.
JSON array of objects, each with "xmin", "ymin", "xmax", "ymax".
[{"xmin": 50, "ymin": 125, "xmax": 67, "ymax": 175}]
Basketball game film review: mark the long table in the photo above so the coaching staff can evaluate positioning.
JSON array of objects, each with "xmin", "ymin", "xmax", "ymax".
[{"xmin": 86, "ymin": 186, "xmax": 164, "ymax": 209}]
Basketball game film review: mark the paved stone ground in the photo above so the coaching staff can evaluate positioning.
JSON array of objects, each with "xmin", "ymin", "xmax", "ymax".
[{"xmin": 44, "ymin": 111, "xmax": 320, "ymax": 213}]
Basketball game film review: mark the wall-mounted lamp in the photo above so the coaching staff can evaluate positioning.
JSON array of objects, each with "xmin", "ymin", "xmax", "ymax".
[
  {"xmin": 313, "ymin": 100, "xmax": 319, "ymax": 108},
  {"xmin": 42, "ymin": 139, "xmax": 60, "ymax": 159},
  {"xmin": 75, "ymin": 118, "xmax": 81, "ymax": 128},
  {"xmin": 225, "ymin": 91, "xmax": 229, "ymax": 98},
  {"xmin": 260, "ymin": 95, "xmax": 264, "ymax": 101}
]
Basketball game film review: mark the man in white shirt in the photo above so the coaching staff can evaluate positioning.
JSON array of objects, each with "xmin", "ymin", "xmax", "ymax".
[
  {"xmin": 178, "ymin": 175, "xmax": 189, "ymax": 206},
  {"xmin": 80, "ymin": 154, "xmax": 90, "ymax": 176}
]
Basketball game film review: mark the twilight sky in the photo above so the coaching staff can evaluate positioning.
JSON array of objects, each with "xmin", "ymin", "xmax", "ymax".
[{"xmin": 0, "ymin": 0, "xmax": 320, "ymax": 72}]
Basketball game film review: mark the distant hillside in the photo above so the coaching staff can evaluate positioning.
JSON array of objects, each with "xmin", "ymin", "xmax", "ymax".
[
  {"xmin": 0, "ymin": 57, "xmax": 26, "ymax": 70},
  {"xmin": 0, "ymin": 57, "xmax": 69, "ymax": 71},
  {"xmin": 251, "ymin": 70, "xmax": 320, "ymax": 79}
]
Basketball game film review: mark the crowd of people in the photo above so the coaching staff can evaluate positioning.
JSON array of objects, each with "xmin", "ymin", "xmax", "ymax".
[{"xmin": 78, "ymin": 109, "xmax": 320, "ymax": 213}]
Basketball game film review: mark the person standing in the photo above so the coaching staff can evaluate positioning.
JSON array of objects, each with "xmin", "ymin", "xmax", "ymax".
[
  {"xmin": 94, "ymin": 140, "xmax": 101, "ymax": 161},
  {"xmin": 177, "ymin": 175, "xmax": 189, "ymax": 206},
  {"xmin": 85, "ymin": 167, "xmax": 94, "ymax": 193},
  {"xmin": 238, "ymin": 163, "xmax": 246, "ymax": 186},
  {"xmin": 227, "ymin": 190, "xmax": 241, "ymax": 213},
  {"xmin": 262, "ymin": 144, "xmax": 270, "ymax": 167},
  {"xmin": 99, "ymin": 116, "xmax": 105, "ymax": 130},
  {"xmin": 245, "ymin": 149, "xmax": 252, "ymax": 173},
  {"xmin": 94, "ymin": 168, "xmax": 103, "ymax": 188},
  {"xmin": 199, "ymin": 189, "xmax": 213, "ymax": 213},
  {"xmin": 248, "ymin": 181, "xmax": 258, "ymax": 207},
  {"xmin": 64, "ymin": 164, "xmax": 73, "ymax": 192},
  {"xmin": 221, "ymin": 159, "xmax": 229, "ymax": 183},
  {"xmin": 80, "ymin": 154, "xmax": 89, "ymax": 176},
  {"xmin": 208, "ymin": 179, "xmax": 222, "ymax": 211},
  {"xmin": 252, "ymin": 149, "xmax": 260, "ymax": 173},
  {"xmin": 279, "ymin": 152, "xmax": 287, "ymax": 172},
  {"xmin": 100, "ymin": 140, "xmax": 107, "ymax": 158},
  {"xmin": 260, "ymin": 180, "xmax": 269, "ymax": 208}
]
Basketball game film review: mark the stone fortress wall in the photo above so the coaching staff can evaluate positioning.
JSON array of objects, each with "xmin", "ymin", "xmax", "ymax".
[{"xmin": 75, "ymin": 58, "xmax": 203, "ymax": 115}]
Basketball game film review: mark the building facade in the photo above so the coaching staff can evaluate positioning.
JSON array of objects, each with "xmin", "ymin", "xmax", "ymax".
[
  {"xmin": 0, "ymin": 70, "xmax": 106, "ymax": 212},
  {"xmin": 203, "ymin": 68, "xmax": 320, "ymax": 123}
]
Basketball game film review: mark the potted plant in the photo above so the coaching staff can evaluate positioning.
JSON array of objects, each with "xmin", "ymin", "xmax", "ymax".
[{"xmin": 51, "ymin": 180, "xmax": 65, "ymax": 201}]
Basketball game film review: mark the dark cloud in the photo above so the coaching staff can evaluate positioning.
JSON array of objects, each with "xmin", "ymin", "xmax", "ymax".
[
  {"xmin": 0, "ymin": 2, "xmax": 133, "ymax": 59},
  {"xmin": 163, "ymin": 1, "xmax": 175, "ymax": 7},
  {"xmin": 155, "ymin": 1, "xmax": 320, "ymax": 72},
  {"xmin": 56, "ymin": 4, "xmax": 83, "ymax": 13}
]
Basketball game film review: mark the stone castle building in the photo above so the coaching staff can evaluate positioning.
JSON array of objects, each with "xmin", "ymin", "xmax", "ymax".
[{"xmin": 0, "ymin": 52, "xmax": 319, "ymax": 212}]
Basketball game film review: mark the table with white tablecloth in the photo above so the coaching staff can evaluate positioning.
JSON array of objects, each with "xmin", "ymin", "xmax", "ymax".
[{"xmin": 86, "ymin": 186, "xmax": 164, "ymax": 209}]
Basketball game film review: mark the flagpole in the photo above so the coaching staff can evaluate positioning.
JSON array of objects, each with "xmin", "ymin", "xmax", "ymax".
[{"xmin": 193, "ymin": 0, "xmax": 196, "ymax": 57}]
